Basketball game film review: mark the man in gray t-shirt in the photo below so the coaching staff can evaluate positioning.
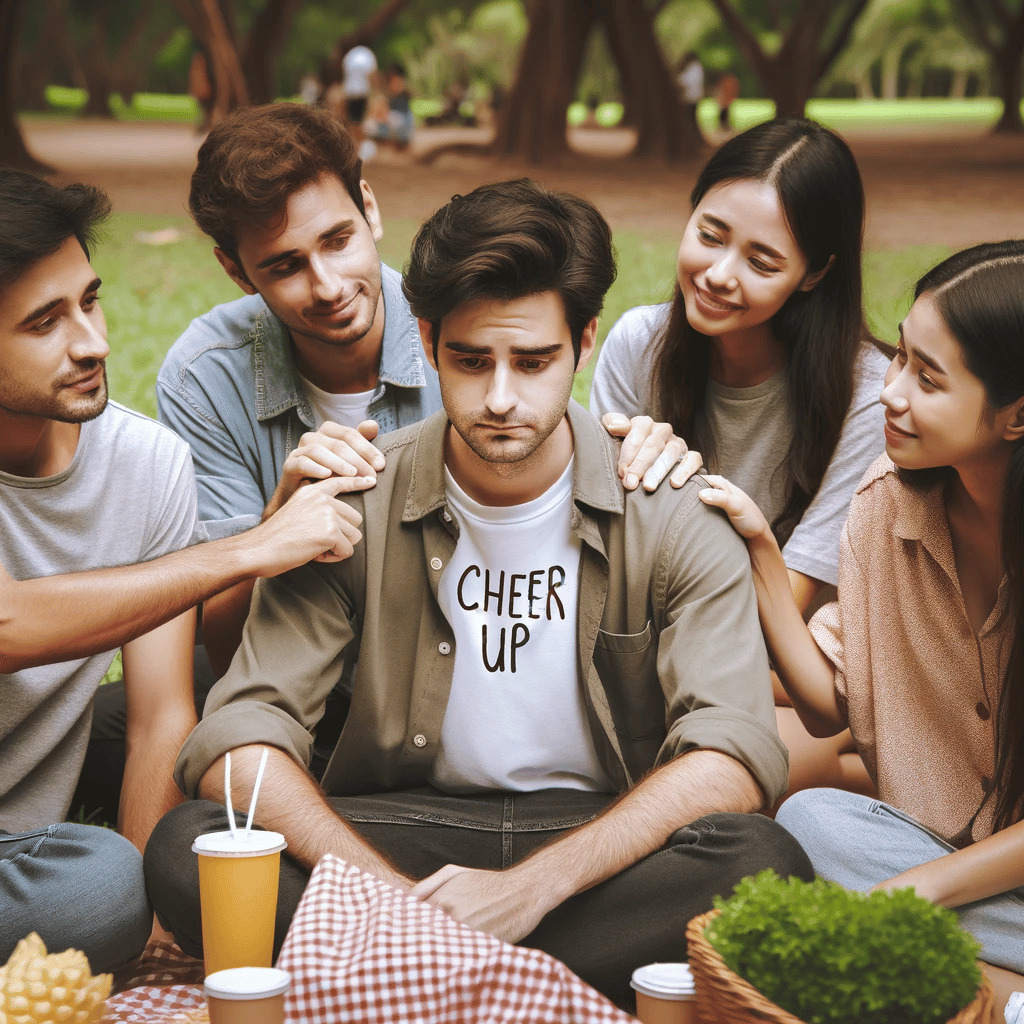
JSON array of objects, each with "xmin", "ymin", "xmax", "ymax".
[{"xmin": 0, "ymin": 171, "xmax": 363, "ymax": 972}]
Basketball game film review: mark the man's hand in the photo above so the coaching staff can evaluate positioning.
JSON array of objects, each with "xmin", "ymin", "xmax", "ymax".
[
  {"xmin": 263, "ymin": 420, "xmax": 384, "ymax": 519},
  {"xmin": 248, "ymin": 475, "xmax": 363, "ymax": 576},
  {"xmin": 410, "ymin": 863, "xmax": 554, "ymax": 943},
  {"xmin": 601, "ymin": 413, "xmax": 702, "ymax": 492}
]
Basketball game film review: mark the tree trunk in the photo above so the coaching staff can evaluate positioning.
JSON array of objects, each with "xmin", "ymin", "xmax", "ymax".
[
  {"xmin": 880, "ymin": 43, "xmax": 903, "ymax": 99},
  {"xmin": 994, "ymin": 42, "xmax": 1024, "ymax": 131},
  {"xmin": 493, "ymin": 1, "xmax": 597, "ymax": 164},
  {"xmin": 0, "ymin": 0, "xmax": 50, "ymax": 170},
  {"xmin": 13, "ymin": 0, "xmax": 65, "ymax": 110},
  {"xmin": 709, "ymin": 0, "xmax": 870, "ymax": 118},
  {"xmin": 949, "ymin": 68, "xmax": 969, "ymax": 98},
  {"xmin": 241, "ymin": 0, "xmax": 303, "ymax": 104},
  {"xmin": 600, "ymin": 0, "xmax": 704, "ymax": 159}
]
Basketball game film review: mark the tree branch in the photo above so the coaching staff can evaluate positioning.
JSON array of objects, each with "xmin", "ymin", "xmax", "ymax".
[
  {"xmin": 817, "ymin": 0, "xmax": 873, "ymax": 80},
  {"xmin": 707, "ymin": 0, "xmax": 768, "ymax": 80}
]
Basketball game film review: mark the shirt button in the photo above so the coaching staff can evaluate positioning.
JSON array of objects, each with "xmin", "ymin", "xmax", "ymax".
[
  {"xmin": 976, "ymin": 701, "xmax": 991, "ymax": 720},
  {"xmin": 412, "ymin": 734, "xmax": 427, "ymax": 748},
  {"xmin": 430, "ymin": 557, "xmax": 443, "ymax": 571},
  {"xmin": 442, "ymin": 510, "xmax": 452, "ymax": 522},
  {"xmin": 438, "ymin": 642, "xmax": 451, "ymax": 655}
]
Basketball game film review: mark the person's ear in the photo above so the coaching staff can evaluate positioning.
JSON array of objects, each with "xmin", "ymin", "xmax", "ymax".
[
  {"xmin": 574, "ymin": 318, "xmax": 599, "ymax": 374},
  {"xmin": 419, "ymin": 318, "xmax": 438, "ymax": 371},
  {"xmin": 1002, "ymin": 396, "xmax": 1024, "ymax": 443},
  {"xmin": 214, "ymin": 247, "xmax": 257, "ymax": 296},
  {"xmin": 360, "ymin": 181, "xmax": 384, "ymax": 242},
  {"xmin": 799, "ymin": 254, "xmax": 836, "ymax": 293}
]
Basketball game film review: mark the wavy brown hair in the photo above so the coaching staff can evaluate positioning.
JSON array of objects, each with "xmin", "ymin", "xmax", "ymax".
[
  {"xmin": 189, "ymin": 102, "xmax": 365, "ymax": 264},
  {"xmin": 654, "ymin": 118, "xmax": 873, "ymax": 544}
]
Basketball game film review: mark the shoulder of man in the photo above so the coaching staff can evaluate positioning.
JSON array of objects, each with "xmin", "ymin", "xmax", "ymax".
[
  {"xmin": 158, "ymin": 292, "xmax": 275, "ymax": 382},
  {"xmin": 93, "ymin": 400, "xmax": 193, "ymax": 466}
]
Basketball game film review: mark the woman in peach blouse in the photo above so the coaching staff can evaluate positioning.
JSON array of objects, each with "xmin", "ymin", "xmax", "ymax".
[{"xmin": 700, "ymin": 241, "xmax": 1024, "ymax": 1014}]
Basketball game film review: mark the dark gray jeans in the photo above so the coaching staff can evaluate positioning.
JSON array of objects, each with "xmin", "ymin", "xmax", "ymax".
[{"xmin": 146, "ymin": 787, "xmax": 811, "ymax": 1002}]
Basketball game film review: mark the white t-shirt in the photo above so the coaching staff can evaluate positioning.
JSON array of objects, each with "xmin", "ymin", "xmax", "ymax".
[
  {"xmin": 342, "ymin": 46, "xmax": 377, "ymax": 98},
  {"xmin": 300, "ymin": 374, "xmax": 375, "ymax": 430},
  {"xmin": 430, "ymin": 459, "xmax": 612, "ymax": 794}
]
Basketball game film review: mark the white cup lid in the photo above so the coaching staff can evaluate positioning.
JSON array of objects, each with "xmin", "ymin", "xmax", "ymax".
[
  {"xmin": 630, "ymin": 962, "xmax": 696, "ymax": 1000},
  {"xmin": 205, "ymin": 967, "xmax": 290, "ymax": 1000},
  {"xmin": 192, "ymin": 829, "xmax": 286, "ymax": 856}
]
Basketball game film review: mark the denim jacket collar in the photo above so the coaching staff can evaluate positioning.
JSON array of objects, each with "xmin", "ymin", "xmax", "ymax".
[
  {"xmin": 402, "ymin": 401, "xmax": 623, "ymax": 524},
  {"xmin": 252, "ymin": 263, "xmax": 425, "ymax": 425}
]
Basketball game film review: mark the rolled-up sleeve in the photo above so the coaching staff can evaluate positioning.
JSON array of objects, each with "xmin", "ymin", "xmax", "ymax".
[
  {"xmin": 654, "ymin": 492, "xmax": 788, "ymax": 804},
  {"xmin": 174, "ymin": 560, "xmax": 357, "ymax": 796}
]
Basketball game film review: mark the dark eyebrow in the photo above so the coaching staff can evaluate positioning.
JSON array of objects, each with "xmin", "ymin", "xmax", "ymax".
[
  {"xmin": 255, "ymin": 220, "xmax": 355, "ymax": 270},
  {"xmin": 444, "ymin": 341, "xmax": 564, "ymax": 356},
  {"xmin": 18, "ymin": 277, "xmax": 102, "ymax": 328},
  {"xmin": 897, "ymin": 322, "xmax": 947, "ymax": 374},
  {"xmin": 701, "ymin": 214, "xmax": 786, "ymax": 262}
]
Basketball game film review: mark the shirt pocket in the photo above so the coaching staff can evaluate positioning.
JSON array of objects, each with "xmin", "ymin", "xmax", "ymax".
[{"xmin": 593, "ymin": 621, "xmax": 663, "ymax": 741}]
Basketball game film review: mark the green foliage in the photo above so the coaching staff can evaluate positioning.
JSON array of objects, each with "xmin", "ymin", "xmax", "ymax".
[{"xmin": 707, "ymin": 870, "xmax": 982, "ymax": 1024}]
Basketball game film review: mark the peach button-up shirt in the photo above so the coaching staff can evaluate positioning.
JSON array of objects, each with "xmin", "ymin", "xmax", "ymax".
[{"xmin": 809, "ymin": 455, "xmax": 1011, "ymax": 844}]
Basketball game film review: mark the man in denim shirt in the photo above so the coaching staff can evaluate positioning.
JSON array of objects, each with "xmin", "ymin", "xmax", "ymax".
[{"xmin": 157, "ymin": 104, "xmax": 688, "ymax": 677}]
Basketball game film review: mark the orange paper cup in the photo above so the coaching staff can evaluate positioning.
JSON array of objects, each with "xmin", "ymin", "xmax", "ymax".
[{"xmin": 192, "ymin": 830, "xmax": 286, "ymax": 976}]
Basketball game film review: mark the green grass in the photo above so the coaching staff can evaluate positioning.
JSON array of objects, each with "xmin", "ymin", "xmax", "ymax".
[{"xmin": 95, "ymin": 211, "xmax": 943, "ymax": 418}]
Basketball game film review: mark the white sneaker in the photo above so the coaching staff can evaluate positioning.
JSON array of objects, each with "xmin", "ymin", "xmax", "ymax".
[{"xmin": 1005, "ymin": 991, "xmax": 1024, "ymax": 1023}]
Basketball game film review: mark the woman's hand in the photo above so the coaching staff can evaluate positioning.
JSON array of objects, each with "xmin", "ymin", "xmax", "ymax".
[{"xmin": 698, "ymin": 474, "xmax": 772, "ymax": 541}]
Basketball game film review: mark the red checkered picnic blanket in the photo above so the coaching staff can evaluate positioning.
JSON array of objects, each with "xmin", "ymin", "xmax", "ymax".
[
  {"xmin": 277, "ymin": 854, "xmax": 636, "ymax": 1023},
  {"xmin": 104, "ymin": 854, "xmax": 637, "ymax": 1022}
]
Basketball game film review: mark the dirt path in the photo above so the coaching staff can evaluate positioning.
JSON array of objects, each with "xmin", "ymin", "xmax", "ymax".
[{"xmin": 23, "ymin": 117, "xmax": 1024, "ymax": 247}]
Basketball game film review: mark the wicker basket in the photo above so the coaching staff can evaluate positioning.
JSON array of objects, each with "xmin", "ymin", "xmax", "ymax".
[{"xmin": 686, "ymin": 910, "xmax": 994, "ymax": 1024}]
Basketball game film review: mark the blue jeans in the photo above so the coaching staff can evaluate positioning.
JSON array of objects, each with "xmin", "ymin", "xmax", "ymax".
[
  {"xmin": 146, "ymin": 788, "xmax": 812, "ymax": 1004},
  {"xmin": 776, "ymin": 788, "xmax": 1024, "ymax": 973},
  {"xmin": 0, "ymin": 823, "xmax": 150, "ymax": 972}
]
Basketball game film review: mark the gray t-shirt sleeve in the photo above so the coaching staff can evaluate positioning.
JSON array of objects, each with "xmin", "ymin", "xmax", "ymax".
[
  {"xmin": 589, "ymin": 304, "xmax": 668, "ymax": 420},
  {"xmin": 781, "ymin": 343, "xmax": 890, "ymax": 585}
]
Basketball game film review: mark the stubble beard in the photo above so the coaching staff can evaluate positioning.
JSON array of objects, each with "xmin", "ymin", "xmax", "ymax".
[{"xmin": 0, "ymin": 365, "xmax": 109, "ymax": 424}]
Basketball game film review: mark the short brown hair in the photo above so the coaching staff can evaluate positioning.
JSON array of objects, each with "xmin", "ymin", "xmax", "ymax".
[
  {"xmin": 189, "ymin": 103, "xmax": 365, "ymax": 263},
  {"xmin": 402, "ymin": 178, "xmax": 616, "ymax": 365}
]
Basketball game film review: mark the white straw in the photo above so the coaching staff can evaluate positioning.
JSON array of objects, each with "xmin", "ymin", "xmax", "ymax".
[
  {"xmin": 245, "ymin": 747, "xmax": 270, "ymax": 836},
  {"xmin": 224, "ymin": 751, "xmax": 238, "ymax": 838}
]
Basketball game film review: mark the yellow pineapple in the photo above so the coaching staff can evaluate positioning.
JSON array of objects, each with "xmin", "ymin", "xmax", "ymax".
[{"xmin": 0, "ymin": 933, "xmax": 111, "ymax": 1024}]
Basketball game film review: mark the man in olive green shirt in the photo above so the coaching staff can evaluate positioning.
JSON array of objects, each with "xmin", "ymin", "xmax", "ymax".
[{"xmin": 147, "ymin": 180, "xmax": 810, "ymax": 1002}]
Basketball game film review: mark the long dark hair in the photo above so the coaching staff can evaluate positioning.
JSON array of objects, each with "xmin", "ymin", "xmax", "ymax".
[
  {"xmin": 653, "ymin": 118, "xmax": 869, "ymax": 543},
  {"xmin": 914, "ymin": 241, "xmax": 1024, "ymax": 832}
]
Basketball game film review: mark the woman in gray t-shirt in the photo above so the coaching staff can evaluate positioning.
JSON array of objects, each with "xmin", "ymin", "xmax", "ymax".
[{"xmin": 591, "ymin": 118, "xmax": 891, "ymax": 805}]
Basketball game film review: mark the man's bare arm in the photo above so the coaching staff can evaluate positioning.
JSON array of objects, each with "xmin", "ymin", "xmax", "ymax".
[
  {"xmin": 0, "ymin": 475, "xmax": 362, "ymax": 674},
  {"xmin": 120, "ymin": 610, "xmax": 198, "ymax": 852},
  {"xmin": 412, "ymin": 749, "xmax": 762, "ymax": 942},
  {"xmin": 198, "ymin": 744, "xmax": 413, "ymax": 889}
]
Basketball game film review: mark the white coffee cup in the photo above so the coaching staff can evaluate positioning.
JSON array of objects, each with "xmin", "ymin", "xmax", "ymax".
[
  {"xmin": 204, "ymin": 966, "xmax": 290, "ymax": 1024},
  {"xmin": 630, "ymin": 962, "xmax": 697, "ymax": 1024}
]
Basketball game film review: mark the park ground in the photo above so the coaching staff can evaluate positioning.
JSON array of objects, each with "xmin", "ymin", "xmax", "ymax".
[
  {"xmin": 25, "ymin": 117, "xmax": 1024, "ymax": 245},
  {"xmin": 20, "ymin": 115, "xmax": 1024, "ymax": 413}
]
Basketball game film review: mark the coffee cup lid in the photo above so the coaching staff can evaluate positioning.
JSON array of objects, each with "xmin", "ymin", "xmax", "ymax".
[
  {"xmin": 204, "ymin": 967, "xmax": 290, "ymax": 1000},
  {"xmin": 630, "ymin": 962, "xmax": 696, "ymax": 999},
  {"xmin": 192, "ymin": 830, "xmax": 286, "ymax": 856}
]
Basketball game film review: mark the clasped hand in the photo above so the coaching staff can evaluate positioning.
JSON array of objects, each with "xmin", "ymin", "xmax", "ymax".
[{"xmin": 409, "ymin": 863, "xmax": 552, "ymax": 943}]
